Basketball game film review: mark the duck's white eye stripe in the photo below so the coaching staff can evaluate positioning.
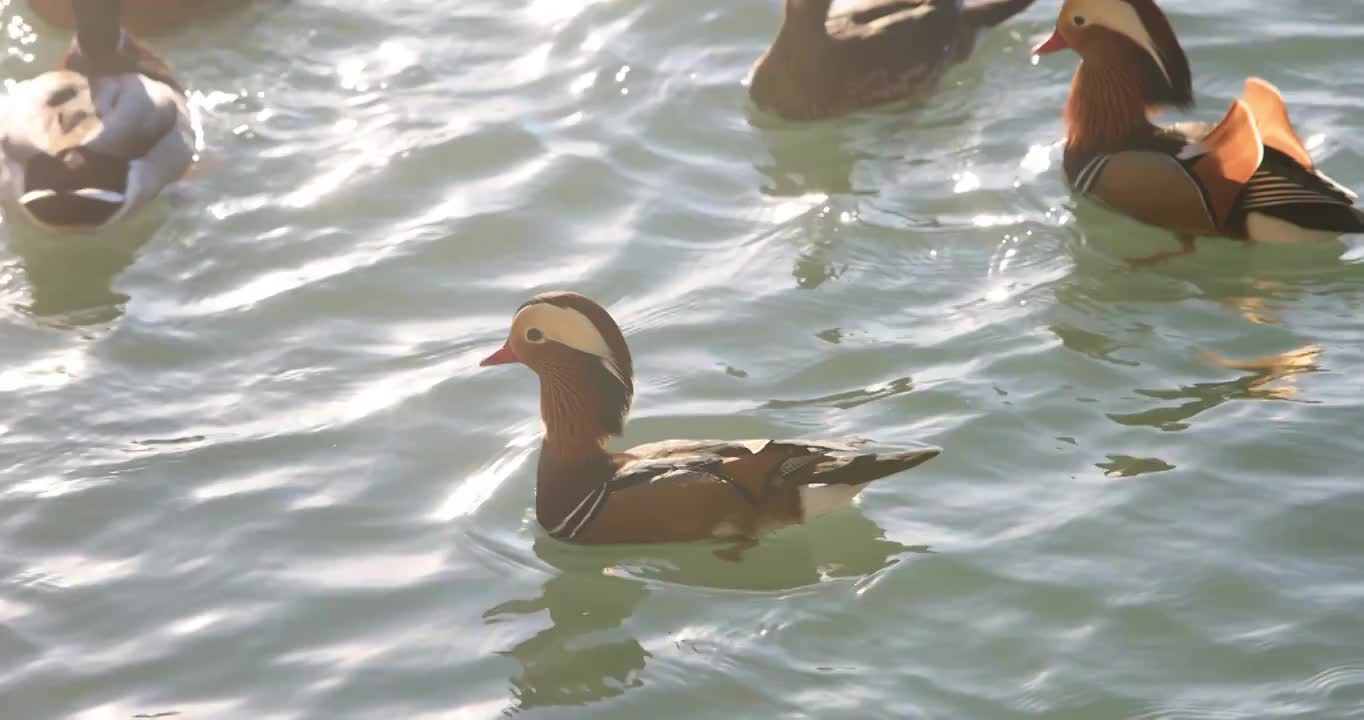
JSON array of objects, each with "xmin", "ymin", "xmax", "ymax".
[
  {"xmin": 1074, "ymin": 0, "xmax": 1170, "ymax": 84},
  {"xmin": 517, "ymin": 304, "xmax": 617, "ymax": 362}
]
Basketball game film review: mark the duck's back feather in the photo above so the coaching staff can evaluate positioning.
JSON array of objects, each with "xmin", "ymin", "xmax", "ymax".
[
  {"xmin": 541, "ymin": 438, "xmax": 939, "ymax": 544},
  {"xmin": 830, "ymin": 0, "xmax": 944, "ymax": 34}
]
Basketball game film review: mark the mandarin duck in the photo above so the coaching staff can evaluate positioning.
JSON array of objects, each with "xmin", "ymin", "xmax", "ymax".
[
  {"xmin": 480, "ymin": 292, "xmax": 941, "ymax": 545},
  {"xmin": 748, "ymin": 0, "xmax": 1037, "ymax": 121},
  {"xmin": 1, "ymin": 0, "xmax": 194, "ymax": 231},
  {"xmin": 1033, "ymin": 0, "xmax": 1364, "ymax": 262}
]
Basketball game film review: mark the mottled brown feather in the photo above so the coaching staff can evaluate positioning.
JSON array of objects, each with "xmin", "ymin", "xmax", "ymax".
[
  {"xmin": 561, "ymin": 440, "xmax": 938, "ymax": 545},
  {"xmin": 749, "ymin": 0, "xmax": 1034, "ymax": 121},
  {"xmin": 28, "ymin": 0, "xmax": 257, "ymax": 37}
]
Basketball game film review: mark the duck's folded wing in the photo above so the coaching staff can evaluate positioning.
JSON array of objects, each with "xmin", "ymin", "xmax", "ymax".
[
  {"xmin": 562, "ymin": 439, "xmax": 938, "ymax": 543},
  {"xmin": 549, "ymin": 451, "xmax": 749, "ymax": 543},
  {"xmin": 1079, "ymin": 150, "xmax": 1220, "ymax": 235},
  {"xmin": 831, "ymin": 0, "xmax": 937, "ymax": 27},
  {"xmin": 1232, "ymin": 79, "xmax": 1361, "ymax": 229},
  {"xmin": 1071, "ymin": 102, "xmax": 1259, "ymax": 236},
  {"xmin": 618, "ymin": 438, "xmax": 938, "ymax": 501},
  {"xmin": 1239, "ymin": 151, "xmax": 1364, "ymax": 234},
  {"xmin": 1081, "ymin": 98, "xmax": 1361, "ymax": 236},
  {"xmin": 87, "ymin": 75, "xmax": 194, "ymax": 210},
  {"xmin": 86, "ymin": 75, "xmax": 189, "ymax": 158}
]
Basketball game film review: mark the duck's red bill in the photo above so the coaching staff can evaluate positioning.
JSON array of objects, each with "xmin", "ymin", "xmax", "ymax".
[
  {"xmin": 480, "ymin": 344, "xmax": 519, "ymax": 366},
  {"xmin": 1033, "ymin": 30, "xmax": 1069, "ymax": 55}
]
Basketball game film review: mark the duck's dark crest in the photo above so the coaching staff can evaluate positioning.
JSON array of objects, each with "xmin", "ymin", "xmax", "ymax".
[{"xmin": 1122, "ymin": 0, "xmax": 1193, "ymax": 109}]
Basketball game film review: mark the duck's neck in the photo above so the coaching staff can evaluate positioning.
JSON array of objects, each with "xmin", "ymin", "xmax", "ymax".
[
  {"xmin": 539, "ymin": 382, "xmax": 614, "ymax": 465},
  {"xmin": 72, "ymin": 0, "xmax": 127, "ymax": 67},
  {"xmin": 536, "ymin": 382, "xmax": 617, "ymax": 535},
  {"xmin": 1064, "ymin": 59, "xmax": 1160, "ymax": 155}
]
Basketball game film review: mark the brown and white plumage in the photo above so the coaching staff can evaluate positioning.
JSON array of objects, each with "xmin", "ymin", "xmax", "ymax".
[
  {"xmin": 1, "ymin": 0, "xmax": 194, "ymax": 231},
  {"xmin": 480, "ymin": 292, "xmax": 940, "ymax": 545},
  {"xmin": 1033, "ymin": 0, "xmax": 1363, "ymax": 258},
  {"xmin": 748, "ymin": 0, "xmax": 1037, "ymax": 121},
  {"xmin": 27, "ymin": 0, "xmax": 260, "ymax": 36}
]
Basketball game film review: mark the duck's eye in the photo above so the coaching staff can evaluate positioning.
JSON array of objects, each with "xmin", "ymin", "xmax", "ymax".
[
  {"xmin": 1073, "ymin": 15, "xmax": 1086, "ymax": 26},
  {"xmin": 526, "ymin": 328, "xmax": 545, "ymax": 343}
]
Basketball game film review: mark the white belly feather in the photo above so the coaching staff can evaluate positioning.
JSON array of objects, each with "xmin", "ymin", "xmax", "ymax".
[{"xmin": 798, "ymin": 483, "xmax": 866, "ymax": 521}]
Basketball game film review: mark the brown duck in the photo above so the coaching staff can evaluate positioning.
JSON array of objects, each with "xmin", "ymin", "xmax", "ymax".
[
  {"xmin": 1034, "ymin": 0, "xmax": 1364, "ymax": 262},
  {"xmin": 748, "ymin": 0, "xmax": 1037, "ymax": 121},
  {"xmin": 1, "ymin": 0, "xmax": 194, "ymax": 229},
  {"xmin": 479, "ymin": 292, "xmax": 941, "ymax": 545},
  {"xmin": 28, "ymin": 0, "xmax": 259, "ymax": 36}
]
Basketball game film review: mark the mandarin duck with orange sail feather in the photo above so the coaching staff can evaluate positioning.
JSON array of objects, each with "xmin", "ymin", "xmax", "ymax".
[
  {"xmin": 1033, "ymin": 0, "xmax": 1364, "ymax": 262},
  {"xmin": 480, "ymin": 292, "xmax": 941, "ymax": 546}
]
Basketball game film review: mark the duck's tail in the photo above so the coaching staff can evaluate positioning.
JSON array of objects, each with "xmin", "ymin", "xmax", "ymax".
[
  {"xmin": 797, "ymin": 446, "xmax": 940, "ymax": 521},
  {"xmin": 961, "ymin": 0, "xmax": 1036, "ymax": 28},
  {"xmin": 20, "ymin": 147, "xmax": 129, "ymax": 227},
  {"xmin": 807, "ymin": 446, "xmax": 942, "ymax": 487},
  {"xmin": 1348, "ymin": 206, "xmax": 1364, "ymax": 234}
]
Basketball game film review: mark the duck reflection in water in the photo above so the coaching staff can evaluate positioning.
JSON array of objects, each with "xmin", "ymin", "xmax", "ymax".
[
  {"xmin": 484, "ymin": 556, "xmax": 649, "ymax": 714},
  {"xmin": 1199, "ymin": 344, "xmax": 1323, "ymax": 402},
  {"xmin": 5, "ymin": 219, "xmax": 158, "ymax": 325},
  {"xmin": 754, "ymin": 190, "xmax": 853, "ymax": 291},
  {"xmin": 753, "ymin": 121, "xmax": 868, "ymax": 198},
  {"xmin": 487, "ymin": 526, "xmax": 922, "ymax": 714},
  {"xmin": 1110, "ymin": 344, "xmax": 1324, "ymax": 431},
  {"xmin": 749, "ymin": 85, "xmax": 896, "ymax": 292}
]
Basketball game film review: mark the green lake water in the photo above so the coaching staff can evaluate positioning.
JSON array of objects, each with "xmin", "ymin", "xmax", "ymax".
[{"xmin": 2, "ymin": 0, "xmax": 1363, "ymax": 717}]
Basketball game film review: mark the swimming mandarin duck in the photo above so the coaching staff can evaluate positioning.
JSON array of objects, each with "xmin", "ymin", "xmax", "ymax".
[
  {"xmin": 748, "ymin": 0, "xmax": 1037, "ymax": 121},
  {"xmin": 1033, "ymin": 0, "xmax": 1364, "ymax": 261},
  {"xmin": 1, "ymin": 0, "xmax": 194, "ymax": 230},
  {"xmin": 479, "ymin": 292, "xmax": 941, "ymax": 545},
  {"xmin": 27, "ymin": 0, "xmax": 257, "ymax": 36}
]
